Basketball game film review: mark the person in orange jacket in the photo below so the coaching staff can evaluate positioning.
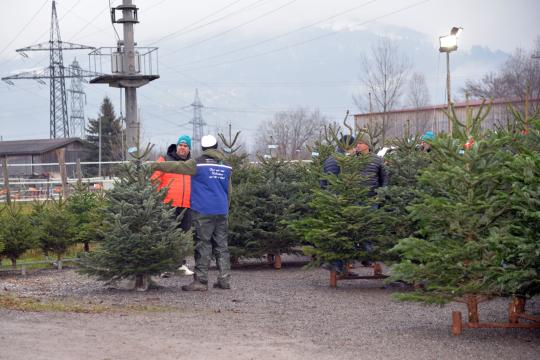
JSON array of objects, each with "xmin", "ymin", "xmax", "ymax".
[{"xmin": 151, "ymin": 134, "xmax": 194, "ymax": 275}]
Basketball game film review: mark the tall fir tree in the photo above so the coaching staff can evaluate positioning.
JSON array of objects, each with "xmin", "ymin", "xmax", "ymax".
[
  {"xmin": 86, "ymin": 96, "xmax": 124, "ymax": 175},
  {"xmin": 79, "ymin": 147, "xmax": 192, "ymax": 291}
]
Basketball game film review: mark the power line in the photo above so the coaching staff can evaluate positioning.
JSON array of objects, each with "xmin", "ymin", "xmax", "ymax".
[
  {"xmin": 163, "ymin": 0, "xmax": 298, "ymax": 56},
  {"xmin": 0, "ymin": 0, "xmax": 49, "ymax": 67},
  {"xmin": 176, "ymin": 0, "xmax": 378, "ymax": 67},
  {"xmin": 179, "ymin": 0, "xmax": 431, "ymax": 72},
  {"xmin": 108, "ymin": 0, "xmax": 121, "ymax": 41},
  {"xmin": 147, "ymin": 0, "xmax": 252, "ymax": 45},
  {"xmin": 66, "ymin": 5, "xmax": 111, "ymax": 42}
]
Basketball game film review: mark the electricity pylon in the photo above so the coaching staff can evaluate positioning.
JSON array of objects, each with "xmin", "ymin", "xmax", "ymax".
[
  {"xmin": 1, "ymin": 1, "xmax": 95, "ymax": 138},
  {"xmin": 189, "ymin": 89, "xmax": 206, "ymax": 154},
  {"xmin": 68, "ymin": 59, "xmax": 86, "ymax": 139}
]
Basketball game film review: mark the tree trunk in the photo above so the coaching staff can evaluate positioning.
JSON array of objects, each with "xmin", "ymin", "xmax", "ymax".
[{"xmin": 11, "ymin": 258, "xmax": 17, "ymax": 269}]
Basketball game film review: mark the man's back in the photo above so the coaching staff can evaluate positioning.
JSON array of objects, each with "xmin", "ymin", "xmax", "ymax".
[{"xmin": 191, "ymin": 151, "xmax": 232, "ymax": 216}]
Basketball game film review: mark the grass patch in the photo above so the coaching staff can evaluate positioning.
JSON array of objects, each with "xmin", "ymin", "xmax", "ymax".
[
  {"xmin": 0, "ymin": 243, "xmax": 99, "ymax": 268},
  {"xmin": 0, "ymin": 294, "xmax": 176, "ymax": 314}
]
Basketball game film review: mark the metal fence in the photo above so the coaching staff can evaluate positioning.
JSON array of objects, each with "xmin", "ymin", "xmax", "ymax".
[{"xmin": 0, "ymin": 161, "xmax": 123, "ymax": 203}]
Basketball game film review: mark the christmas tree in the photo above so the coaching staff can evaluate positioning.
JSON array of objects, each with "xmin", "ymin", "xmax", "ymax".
[
  {"xmin": 389, "ymin": 101, "xmax": 531, "ymax": 303},
  {"xmin": 0, "ymin": 204, "xmax": 37, "ymax": 268},
  {"xmin": 250, "ymin": 157, "xmax": 303, "ymax": 257},
  {"xmin": 291, "ymin": 133, "xmax": 387, "ymax": 267},
  {"xmin": 494, "ymin": 109, "xmax": 540, "ymax": 297},
  {"xmin": 377, "ymin": 135, "xmax": 431, "ymax": 250},
  {"xmin": 228, "ymin": 157, "xmax": 304, "ymax": 261},
  {"xmin": 79, "ymin": 146, "xmax": 192, "ymax": 291},
  {"xmin": 37, "ymin": 197, "xmax": 77, "ymax": 267},
  {"xmin": 66, "ymin": 183, "xmax": 105, "ymax": 252}
]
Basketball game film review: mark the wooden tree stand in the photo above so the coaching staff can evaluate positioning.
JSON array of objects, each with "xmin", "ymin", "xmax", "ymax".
[
  {"xmin": 267, "ymin": 254, "xmax": 282, "ymax": 270},
  {"xmin": 451, "ymin": 295, "xmax": 540, "ymax": 335},
  {"xmin": 329, "ymin": 262, "xmax": 388, "ymax": 288}
]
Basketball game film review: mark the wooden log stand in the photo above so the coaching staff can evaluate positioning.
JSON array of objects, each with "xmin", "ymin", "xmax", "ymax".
[
  {"xmin": 451, "ymin": 295, "xmax": 540, "ymax": 336},
  {"xmin": 329, "ymin": 262, "xmax": 388, "ymax": 288},
  {"xmin": 267, "ymin": 254, "xmax": 282, "ymax": 270}
]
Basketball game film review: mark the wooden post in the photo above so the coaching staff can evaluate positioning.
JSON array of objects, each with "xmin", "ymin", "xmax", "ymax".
[
  {"xmin": 467, "ymin": 295, "xmax": 479, "ymax": 323},
  {"xmin": 509, "ymin": 296, "xmax": 526, "ymax": 323},
  {"xmin": 56, "ymin": 148, "xmax": 69, "ymax": 198},
  {"xmin": 452, "ymin": 311, "xmax": 462, "ymax": 336},
  {"xmin": 76, "ymin": 158, "xmax": 82, "ymax": 186},
  {"xmin": 273, "ymin": 254, "xmax": 282, "ymax": 270},
  {"xmin": 373, "ymin": 262, "xmax": 382, "ymax": 276},
  {"xmin": 330, "ymin": 271, "xmax": 337, "ymax": 288},
  {"xmin": 2, "ymin": 157, "xmax": 11, "ymax": 205}
]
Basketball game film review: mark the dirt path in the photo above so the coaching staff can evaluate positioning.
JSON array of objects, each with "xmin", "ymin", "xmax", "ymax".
[{"xmin": 1, "ymin": 263, "xmax": 539, "ymax": 360}]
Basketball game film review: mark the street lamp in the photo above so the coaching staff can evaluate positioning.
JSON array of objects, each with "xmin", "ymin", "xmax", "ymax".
[{"xmin": 439, "ymin": 26, "xmax": 463, "ymax": 134}]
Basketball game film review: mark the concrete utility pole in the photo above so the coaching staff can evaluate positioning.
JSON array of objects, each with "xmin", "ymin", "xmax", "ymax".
[
  {"xmin": 89, "ymin": 0, "xmax": 159, "ymax": 159},
  {"xmin": 121, "ymin": 0, "xmax": 139, "ymax": 155}
]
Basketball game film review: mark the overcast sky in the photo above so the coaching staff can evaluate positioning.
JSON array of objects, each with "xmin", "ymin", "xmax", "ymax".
[{"xmin": 0, "ymin": 0, "xmax": 538, "ymax": 147}]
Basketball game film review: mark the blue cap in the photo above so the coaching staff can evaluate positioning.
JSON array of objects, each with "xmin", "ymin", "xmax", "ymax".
[
  {"xmin": 177, "ymin": 135, "xmax": 191, "ymax": 149},
  {"xmin": 421, "ymin": 131, "xmax": 435, "ymax": 141}
]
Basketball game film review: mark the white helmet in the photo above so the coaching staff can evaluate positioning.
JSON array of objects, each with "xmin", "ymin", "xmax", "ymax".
[{"xmin": 201, "ymin": 135, "xmax": 217, "ymax": 148}]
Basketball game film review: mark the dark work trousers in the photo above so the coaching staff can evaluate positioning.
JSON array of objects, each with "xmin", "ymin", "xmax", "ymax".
[
  {"xmin": 175, "ymin": 207, "xmax": 192, "ymax": 232},
  {"xmin": 175, "ymin": 207, "xmax": 192, "ymax": 266},
  {"xmin": 191, "ymin": 211, "xmax": 230, "ymax": 284}
]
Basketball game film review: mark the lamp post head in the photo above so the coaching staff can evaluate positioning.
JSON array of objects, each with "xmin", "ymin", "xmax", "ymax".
[
  {"xmin": 439, "ymin": 27, "xmax": 462, "ymax": 53},
  {"xmin": 450, "ymin": 27, "xmax": 463, "ymax": 37},
  {"xmin": 439, "ymin": 35, "xmax": 457, "ymax": 52}
]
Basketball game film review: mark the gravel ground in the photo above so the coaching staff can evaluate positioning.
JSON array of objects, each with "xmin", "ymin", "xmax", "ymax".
[{"xmin": 1, "ymin": 258, "xmax": 539, "ymax": 360}]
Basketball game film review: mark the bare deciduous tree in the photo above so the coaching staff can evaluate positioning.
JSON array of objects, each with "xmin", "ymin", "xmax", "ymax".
[
  {"xmin": 408, "ymin": 72, "xmax": 431, "ymax": 108},
  {"xmin": 463, "ymin": 37, "xmax": 540, "ymax": 102},
  {"xmin": 255, "ymin": 108, "xmax": 328, "ymax": 160},
  {"xmin": 354, "ymin": 37, "xmax": 411, "ymax": 143},
  {"xmin": 406, "ymin": 71, "xmax": 432, "ymax": 134}
]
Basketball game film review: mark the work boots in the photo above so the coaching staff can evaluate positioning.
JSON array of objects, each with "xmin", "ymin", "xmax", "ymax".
[
  {"xmin": 212, "ymin": 277, "xmax": 231, "ymax": 290},
  {"xmin": 181, "ymin": 279, "xmax": 208, "ymax": 291}
]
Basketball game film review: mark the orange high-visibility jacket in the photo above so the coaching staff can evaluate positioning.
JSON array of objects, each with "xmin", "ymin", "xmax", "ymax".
[{"xmin": 151, "ymin": 156, "xmax": 191, "ymax": 208}]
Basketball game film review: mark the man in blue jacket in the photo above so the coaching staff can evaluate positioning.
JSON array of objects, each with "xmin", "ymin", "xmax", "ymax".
[{"xmin": 151, "ymin": 135, "xmax": 232, "ymax": 291}]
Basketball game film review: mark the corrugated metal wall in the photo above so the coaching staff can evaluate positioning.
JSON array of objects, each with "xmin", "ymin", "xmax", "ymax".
[{"xmin": 354, "ymin": 100, "xmax": 539, "ymax": 139}]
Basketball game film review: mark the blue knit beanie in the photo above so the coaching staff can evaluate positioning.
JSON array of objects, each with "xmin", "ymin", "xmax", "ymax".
[
  {"xmin": 177, "ymin": 135, "xmax": 191, "ymax": 149},
  {"xmin": 421, "ymin": 131, "xmax": 435, "ymax": 141}
]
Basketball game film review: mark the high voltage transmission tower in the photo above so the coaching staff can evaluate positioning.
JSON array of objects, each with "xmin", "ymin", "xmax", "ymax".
[
  {"xmin": 1, "ymin": 0, "xmax": 96, "ymax": 139},
  {"xmin": 189, "ymin": 89, "xmax": 206, "ymax": 154},
  {"xmin": 68, "ymin": 59, "xmax": 86, "ymax": 138}
]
